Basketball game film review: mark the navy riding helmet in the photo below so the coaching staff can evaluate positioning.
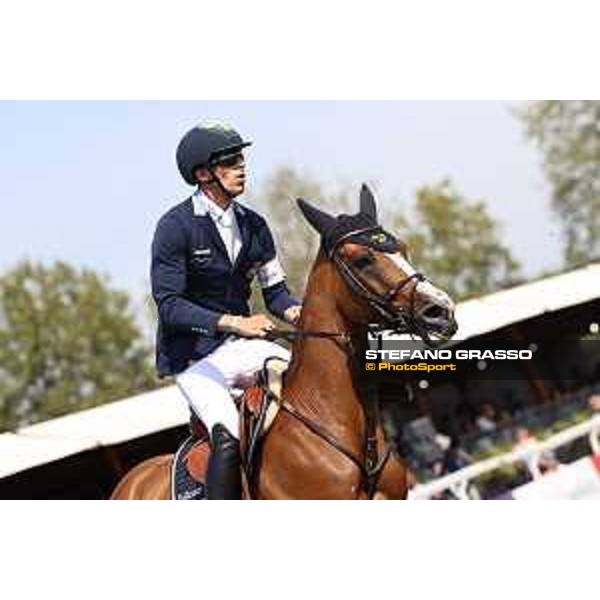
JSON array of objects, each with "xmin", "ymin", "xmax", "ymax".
[{"xmin": 176, "ymin": 121, "xmax": 252, "ymax": 185}]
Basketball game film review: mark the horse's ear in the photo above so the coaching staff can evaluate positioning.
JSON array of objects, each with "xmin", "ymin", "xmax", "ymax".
[
  {"xmin": 297, "ymin": 198, "xmax": 336, "ymax": 235},
  {"xmin": 359, "ymin": 183, "xmax": 377, "ymax": 222}
]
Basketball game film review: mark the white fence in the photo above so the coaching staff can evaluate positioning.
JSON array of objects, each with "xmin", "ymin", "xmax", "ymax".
[{"xmin": 409, "ymin": 414, "xmax": 600, "ymax": 500}]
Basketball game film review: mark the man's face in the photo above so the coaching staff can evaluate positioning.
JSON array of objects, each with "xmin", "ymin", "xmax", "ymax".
[{"xmin": 196, "ymin": 152, "xmax": 246, "ymax": 197}]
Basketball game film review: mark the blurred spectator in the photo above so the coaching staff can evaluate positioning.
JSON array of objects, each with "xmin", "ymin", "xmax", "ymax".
[
  {"xmin": 434, "ymin": 433, "xmax": 451, "ymax": 452},
  {"xmin": 458, "ymin": 413, "xmax": 478, "ymax": 436},
  {"xmin": 502, "ymin": 389, "xmax": 524, "ymax": 414},
  {"xmin": 548, "ymin": 387, "xmax": 563, "ymax": 405},
  {"xmin": 431, "ymin": 434, "xmax": 451, "ymax": 479},
  {"xmin": 513, "ymin": 427, "xmax": 541, "ymax": 479},
  {"xmin": 429, "ymin": 434, "xmax": 477, "ymax": 499},
  {"xmin": 538, "ymin": 451, "xmax": 562, "ymax": 475},
  {"xmin": 494, "ymin": 409, "xmax": 514, "ymax": 444},
  {"xmin": 514, "ymin": 426, "xmax": 536, "ymax": 448},
  {"xmin": 589, "ymin": 394, "xmax": 600, "ymax": 414},
  {"xmin": 432, "ymin": 434, "xmax": 473, "ymax": 476},
  {"xmin": 475, "ymin": 404, "xmax": 498, "ymax": 433},
  {"xmin": 513, "ymin": 426, "xmax": 561, "ymax": 479},
  {"xmin": 442, "ymin": 436, "xmax": 473, "ymax": 474},
  {"xmin": 497, "ymin": 409, "xmax": 513, "ymax": 428}
]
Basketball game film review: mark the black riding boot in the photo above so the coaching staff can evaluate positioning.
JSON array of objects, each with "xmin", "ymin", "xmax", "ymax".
[{"xmin": 206, "ymin": 423, "xmax": 242, "ymax": 500}]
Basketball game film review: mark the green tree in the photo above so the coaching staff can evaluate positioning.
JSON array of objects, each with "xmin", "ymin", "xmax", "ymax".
[
  {"xmin": 392, "ymin": 180, "xmax": 520, "ymax": 299},
  {"xmin": 518, "ymin": 100, "xmax": 600, "ymax": 266},
  {"xmin": 253, "ymin": 166, "xmax": 351, "ymax": 297},
  {"xmin": 0, "ymin": 261, "xmax": 157, "ymax": 431},
  {"xmin": 252, "ymin": 168, "xmax": 518, "ymax": 306}
]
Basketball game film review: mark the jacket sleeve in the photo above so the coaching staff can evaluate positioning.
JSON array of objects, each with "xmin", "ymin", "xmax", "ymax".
[
  {"xmin": 151, "ymin": 214, "xmax": 222, "ymax": 336},
  {"xmin": 255, "ymin": 219, "xmax": 301, "ymax": 319}
]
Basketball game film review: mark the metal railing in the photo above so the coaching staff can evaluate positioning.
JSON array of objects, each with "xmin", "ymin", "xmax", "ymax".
[{"xmin": 409, "ymin": 414, "xmax": 600, "ymax": 499}]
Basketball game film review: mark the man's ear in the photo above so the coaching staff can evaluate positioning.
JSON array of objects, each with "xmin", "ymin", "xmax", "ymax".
[{"xmin": 194, "ymin": 166, "xmax": 212, "ymax": 184}]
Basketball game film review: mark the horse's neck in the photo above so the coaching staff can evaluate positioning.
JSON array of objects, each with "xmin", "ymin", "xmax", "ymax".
[{"xmin": 284, "ymin": 255, "xmax": 365, "ymax": 434}]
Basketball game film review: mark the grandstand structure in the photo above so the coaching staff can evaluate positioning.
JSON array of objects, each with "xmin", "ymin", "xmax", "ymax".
[
  {"xmin": 378, "ymin": 262, "xmax": 600, "ymax": 453},
  {"xmin": 0, "ymin": 262, "xmax": 599, "ymax": 499},
  {"xmin": 0, "ymin": 386, "xmax": 189, "ymax": 498},
  {"xmin": 409, "ymin": 413, "xmax": 600, "ymax": 500}
]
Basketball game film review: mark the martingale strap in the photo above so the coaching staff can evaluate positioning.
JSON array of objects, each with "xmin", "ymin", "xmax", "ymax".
[
  {"xmin": 265, "ymin": 327, "xmax": 393, "ymax": 498},
  {"xmin": 276, "ymin": 385, "xmax": 393, "ymax": 498}
]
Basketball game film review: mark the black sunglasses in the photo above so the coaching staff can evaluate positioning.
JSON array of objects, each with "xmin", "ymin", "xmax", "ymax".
[{"xmin": 211, "ymin": 152, "xmax": 244, "ymax": 168}]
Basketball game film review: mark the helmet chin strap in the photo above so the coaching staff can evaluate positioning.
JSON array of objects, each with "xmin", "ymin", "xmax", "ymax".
[{"xmin": 204, "ymin": 167, "xmax": 237, "ymax": 200}]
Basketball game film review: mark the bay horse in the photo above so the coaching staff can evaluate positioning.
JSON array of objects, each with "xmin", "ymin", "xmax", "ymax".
[{"xmin": 110, "ymin": 184, "xmax": 457, "ymax": 499}]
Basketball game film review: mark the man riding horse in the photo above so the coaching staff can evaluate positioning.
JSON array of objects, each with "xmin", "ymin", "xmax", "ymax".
[{"xmin": 151, "ymin": 121, "xmax": 302, "ymax": 499}]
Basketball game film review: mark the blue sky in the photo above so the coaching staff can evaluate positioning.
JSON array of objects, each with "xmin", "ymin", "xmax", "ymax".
[{"xmin": 0, "ymin": 101, "xmax": 560, "ymax": 308}]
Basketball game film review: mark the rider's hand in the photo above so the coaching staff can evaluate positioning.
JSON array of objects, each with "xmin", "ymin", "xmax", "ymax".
[
  {"xmin": 218, "ymin": 314, "xmax": 275, "ymax": 338},
  {"xmin": 284, "ymin": 305, "xmax": 302, "ymax": 325},
  {"xmin": 236, "ymin": 314, "xmax": 276, "ymax": 338}
]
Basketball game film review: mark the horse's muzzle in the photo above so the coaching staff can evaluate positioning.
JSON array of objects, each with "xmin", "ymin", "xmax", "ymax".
[{"xmin": 417, "ymin": 300, "xmax": 457, "ymax": 338}]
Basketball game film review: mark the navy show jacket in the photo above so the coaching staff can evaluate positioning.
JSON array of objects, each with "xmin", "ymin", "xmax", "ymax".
[{"xmin": 151, "ymin": 195, "xmax": 300, "ymax": 377}]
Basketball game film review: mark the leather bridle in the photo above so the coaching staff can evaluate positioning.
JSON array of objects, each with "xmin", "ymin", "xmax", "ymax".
[
  {"xmin": 258, "ymin": 227, "xmax": 438, "ymax": 498},
  {"xmin": 329, "ymin": 226, "xmax": 427, "ymax": 337}
]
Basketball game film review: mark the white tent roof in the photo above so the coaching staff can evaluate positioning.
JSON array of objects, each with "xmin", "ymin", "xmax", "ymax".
[
  {"xmin": 380, "ymin": 261, "xmax": 600, "ymax": 342},
  {"xmin": 1, "ymin": 262, "xmax": 599, "ymax": 480},
  {"xmin": 0, "ymin": 385, "xmax": 188, "ymax": 479}
]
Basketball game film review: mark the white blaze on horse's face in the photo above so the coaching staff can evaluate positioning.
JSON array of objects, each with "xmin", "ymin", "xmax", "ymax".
[{"xmin": 385, "ymin": 252, "xmax": 455, "ymax": 326}]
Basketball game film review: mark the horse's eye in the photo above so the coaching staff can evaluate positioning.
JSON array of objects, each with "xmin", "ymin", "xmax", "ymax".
[{"xmin": 352, "ymin": 254, "xmax": 373, "ymax": 270}]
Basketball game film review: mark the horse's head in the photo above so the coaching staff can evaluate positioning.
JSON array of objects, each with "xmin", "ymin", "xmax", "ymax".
[{"xmin": 297, "ymin": 184, "xmax": 457, "ymax": 343}]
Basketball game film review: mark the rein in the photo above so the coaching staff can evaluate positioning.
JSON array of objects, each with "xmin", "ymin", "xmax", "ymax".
[{"xmin": 265, "ymin": 327, "xmax": 350, "ymax": 344}]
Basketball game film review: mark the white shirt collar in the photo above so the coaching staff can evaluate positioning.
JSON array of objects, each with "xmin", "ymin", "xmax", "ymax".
[
  {"xmin": 192, "ymin": 189, "xmax": 243, "ymax": 262},
  {"xmin": 191, "ymin": 189, "xmax": 245, "ymax": 223}
]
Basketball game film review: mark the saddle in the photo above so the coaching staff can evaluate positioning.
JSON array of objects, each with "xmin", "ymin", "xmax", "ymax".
[{"xmin": 171, "ymin": 356, "xmax": 288, "ymax": 500}]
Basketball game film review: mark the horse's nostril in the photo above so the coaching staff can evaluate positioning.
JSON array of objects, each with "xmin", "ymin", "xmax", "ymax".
[{"xmin": 422, "ymin": 303, "xmax": 446, "ymax": 321}]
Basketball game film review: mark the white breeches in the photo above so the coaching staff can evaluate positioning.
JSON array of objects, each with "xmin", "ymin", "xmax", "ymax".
[{"xmin": 175, "ymin": 337, "xmax": 290, "ymax": 440}]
